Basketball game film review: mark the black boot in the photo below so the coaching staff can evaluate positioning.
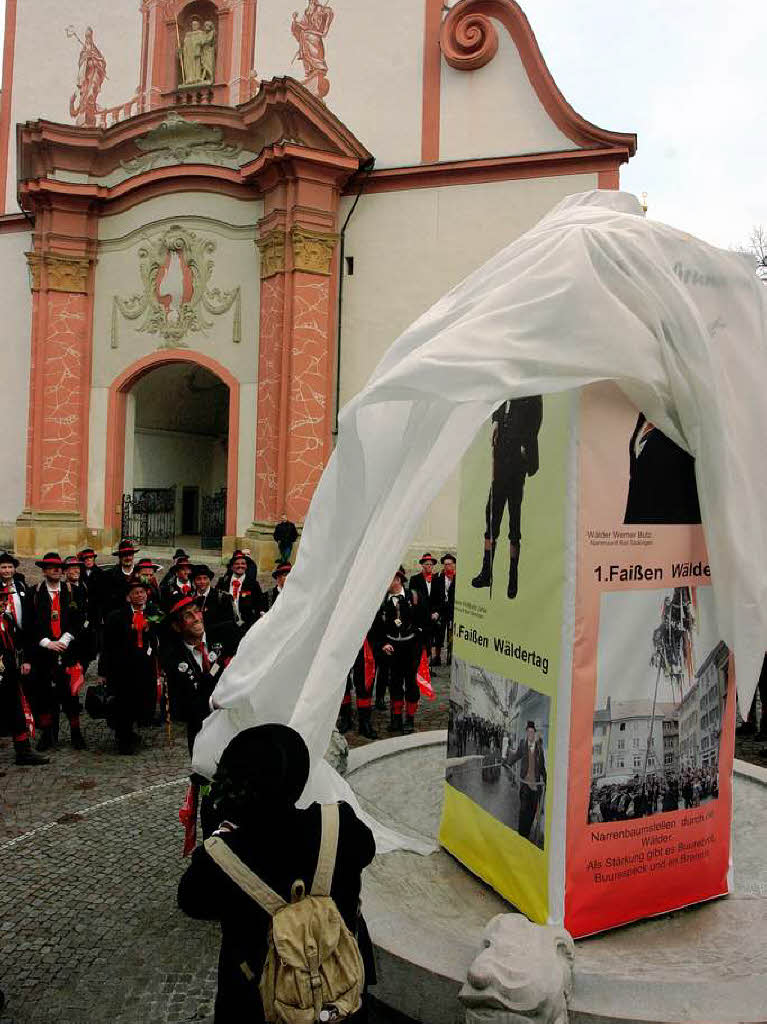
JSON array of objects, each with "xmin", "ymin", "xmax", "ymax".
[
  {"xmin": 15, "ymin": 740, "xmax": 50, "ymax": 766},
  {"xmin": 375, "ymin": 695, "xmax": 387, "ymax": 711},
  {"xmin": 70, "ymin": 726, "xmax": 87, "ymax": 751},
  {"xmin": 37, "ymin": 726, "xmax": 55, "ymax": 752},
  {"xmin": 403, "ymin": 714, "xmax": 415, "ymax": 736},
  {"xmin": 508, "ymin": 556, "xmax": 519, "ymax": 600},
  {"xmin": 471, "ymin": 543, "xmax": 495, "ymax": 589},
  {"xmin": 387, "ymin": 713, "xmax": 403, "ymax": 734},
  {"xmin": 336, "ymin": 705, "xmax": 353, "ymax": 734},
  {"xmin": 358, "ymin": 709, "xmax": 378, "ymax": 740}
]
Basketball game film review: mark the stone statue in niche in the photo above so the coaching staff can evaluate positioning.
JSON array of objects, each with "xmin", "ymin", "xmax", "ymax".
[
  {"xmin": 179, "ymin": 16, "xmax": 216, "ymax": 86},
  {"xmin": 67, "ymin": 25, "xmax": 107, "ymax": 126},
  {"xmin": 291, "ymin": 0, "xmax": 335, "ymax": 100}
]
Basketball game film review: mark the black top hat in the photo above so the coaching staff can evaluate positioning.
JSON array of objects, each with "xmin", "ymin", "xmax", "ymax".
[
  {"xmin": 272, "ymin": 562, "xmax": 292, "ymax": 579},
  {"xmin": 173, "ymin": 549, "xmax": 188, "ymax": 561},
  {"xmin": 77, "ymin": 547, "xmax": 97, "ymax": 559},
  {"xmin": 394, "ymin": 564, "xmax": 408, "ymax": 583},
  {"xmin": 35, "ymin": 552, "xmax": 63, "ymax": 569},
  {"xmin": 167, "ymin": 594, "xmax": 204, "ymax": 618},
  {"xmin": 440, "ymin": 553, "xmax": 457, "ymax": 564},
  {"xmin": 526, "ymin": 720, "xmax": 536, "ymax": 731},
  {"xmin": 0, "ymin": 551, "xmax": 19, "ymax": 567},
  {"xmin": 228, "ymin": 549, "xmax": 255, "ymax": 571},
  {"xmin": 419, "ymin": 552, "xmax": 437, "ymax": 565},
  {"xmin": 192, "ymin": 564, "xmax": 216, "ymax": 580},
  {"xmin": 174, "ymin": 554, "xmax": 192, "ymax": 567},
  {"xmin": 125, "ymin": 573, "xmax": 150, "ymax": 591},
  {"xmin": 135, "ymin": 558, "xmax": 162, "ymax": 573},
  {"xmin": 112, "ymin": 540, "xmax": 140, "ymax": 557}
]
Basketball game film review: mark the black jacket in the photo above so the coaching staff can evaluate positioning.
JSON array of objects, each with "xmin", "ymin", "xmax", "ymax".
[
  {"xmin": 273, "ymin": 520, "xmax": 298, "ymax": 546},
  {"xmin": 216, "ymin": 571, "xmax": 267, "ymax": 631},
  {"xmin": 370, "ymin": 588, "xmax": 424, "ymax": 653},
  {"xmin": 408, "ymin": 573, "xmax": 441, "ymax": 622},
  {"xmin": 196, "ymin": 587, "xmax": 236, "ymax": 632},
  {"xmin": 506, "ymin": 738, "xmax": 547, "ymax": 785},
  {"xmin": 100, "ymin": 603, "xmax": 161, "ymax": 690},
  {"xmin": 178, "ymin": 802, "xmax": 376, "ymax": 1024},
  {"xmin": 492, "ymin": 396, "xmax": 543, "ymax": 477},
  {"xmin": 100, "ymin": 565, "xmax": 139, "ymax": 618},
  {"xmin": 23, "ymin": 583, "xmax": 83, "ymax": 664},
  {"xmin": 624, "ymin": 414, "xmax": 702, "ymax": 525},
  {"xmin": 434, "ymin": 572, "xmax": 455, "ymax": 621}
]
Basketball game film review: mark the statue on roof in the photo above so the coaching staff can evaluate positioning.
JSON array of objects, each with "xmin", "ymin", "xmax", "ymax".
[
  {"xmin": 291, "ymin": 0, "xmax": 335, "ymax": 100},
  {"xmin": 67, "ymin": 26, "xmax": 107, "ymax": 127}
]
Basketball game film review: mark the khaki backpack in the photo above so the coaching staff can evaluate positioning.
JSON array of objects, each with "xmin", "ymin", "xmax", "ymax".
[{"xmin": 205, "ymin": 803, "xmax": 365, "ymax": 1024}]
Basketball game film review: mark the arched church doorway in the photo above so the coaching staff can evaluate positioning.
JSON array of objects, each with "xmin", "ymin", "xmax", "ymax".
[{"xmin": 105, "ymin": 352, "xmax": 239, "ymax": 554}]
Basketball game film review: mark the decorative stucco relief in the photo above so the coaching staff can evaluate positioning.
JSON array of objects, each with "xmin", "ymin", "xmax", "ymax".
[
  {"xmin": 67, "ymin": 25, "xmax": 107, "ymax": 127},
  {"xmin": 291, "ymin": 0, "xmax": 335, "ymax": 100},
  {"xmin": 26, "ymin": 253, "xmax": 92, "ymax": 294},
  {"xmin": 285, "ymin": 275, "xmax": 331, "ymax": 517},
  {"xmin": 291, "ymin": 227, "xmax": 338, "ymax": 276},
  {"xmin": 121, "ymin": 112, "xmax": 243, "ymax": 174},
  {"xmin": 256, "ymin": 229, "xmax": 287, "ymax": 279},
  {"xmin": 255, "ymin": 276, "xmax": 285, "ymax": 521},
  {"xmin": 112, "ymin": 223, "xmax": 241, "ymax": 348},
  {"xmin": 40, "ymin": 294, "xmax": 88, "ymax": 510}
]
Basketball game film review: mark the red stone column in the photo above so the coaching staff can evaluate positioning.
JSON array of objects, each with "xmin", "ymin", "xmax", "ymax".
[{"xmin": 16, "ymin": 203, "xmax": 97, "ymax": 555}]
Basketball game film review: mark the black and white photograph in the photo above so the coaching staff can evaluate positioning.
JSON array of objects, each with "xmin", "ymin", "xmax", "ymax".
[
  {"xmin": 589, "ymin": 585, "xmax": 729, "ymax": 824},
  {"xmin": 447, "ymin": 658, "xmax": 550, "ymax": 849}
]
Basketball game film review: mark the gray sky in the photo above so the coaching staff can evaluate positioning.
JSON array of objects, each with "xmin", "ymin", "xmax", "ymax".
[
  {"xmin": 1, "ymin": 1, "xmax": 762, "ymax": 250},
  {"xmin": 596, "ymin": 586, "xmax": 722, "ymax": 708}
]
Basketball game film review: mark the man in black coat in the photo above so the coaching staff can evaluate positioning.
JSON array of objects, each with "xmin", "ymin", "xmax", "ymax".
[
  {"xmin": 505, "ymin": 720, "xmax": 547, "ymax": 841},
  {"xmin": 472, "ymin": 395, "xmax": 543, "ymax": 599},
  {"xmin": 217, "ymin": 550, "xmax": 267, "ymax": 635},
  {"xmin": 0, "ymin": 584, "xmax": 49, "ymax": 766},
  {"xmin": 0, "ymin": 551, "xmax": 28, "ymax": 635},
  {"xmin": 370, "ymin": 566, "xmax": 424, "ymax": 735},
  {"xmin": 624, "ymin": 413, "xmax": 702, "ymax": 524},
  {"xmin": 100, "ymin": 539, "xmax": 141, "ymax": 619},
  {"xmin": 272, "ymin": 513, "xmax": 299, "ymax": 564},
  {"xmin": 177, "ymin": 725, "xmax": 376, "ymax": 1024},
  {"xmin": 100, "ymin": 574, "xmax": 161, "ymax": 755},
  {"xmin": 161, "ymin": 595, "xmax": 241, "ymax": 754},
  {"xmin": 192, "ymin": 564, "xmax": 236, "ymax": 631},
  {"xmin": 266, "ymin": 562, "xmax": 291, "ymax": 609},
  {"xmin": 23, "ymin": 552, "xmax": 85, "ymax": 752},
  {"xmin": 434, "ymin": 554, "xmax": 456, "ymax": 665},
  {"xmin": 64, "ymin": 555, "xmax": 97, "ymax": 675},
  {"xmin": 409, "ymin": 553, "xmax": 442, "ymax": 666}
]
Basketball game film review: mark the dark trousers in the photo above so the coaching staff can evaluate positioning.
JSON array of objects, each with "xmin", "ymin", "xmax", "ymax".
[
  {"xmin": 278, "ymin": 543, "xmax": 293, "ymax": 564},
  {"xmin": 343, "ymin": 655, "xmax": 373, "ymax": 711},
  {"xmin": 0, "ymin": 674, "xmax": 30, "ymax": 741},
  {"xmin": 380, "ymin": 638, "xmax": 420, "ymax": 715},
  {"xmin": 32, "ymin": 653, "xmax": 79, "ymax": 729},
  {"xmin": 484, "ymin": 468, "xmax": 526, "ymax": 544},
  {"xmin": 111, "ymin": 674, "xmax": 156, "ymax": 744},
  {"xmin": 518, "ymin": 782, "xmax": 540, "ymax": 839}
]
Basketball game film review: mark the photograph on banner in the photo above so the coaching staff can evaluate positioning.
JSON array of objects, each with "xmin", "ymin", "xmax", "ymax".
[
  {"xmin": 588, "ymin": 585, "xmax": 728, "ymax": 825},
  {"xmin": 452, "ymin": 392, "xmax": 571, "ymax": 689},
  {"xmin": 447, "ymin": 657, "xmax": 550, "ymax": 850}
]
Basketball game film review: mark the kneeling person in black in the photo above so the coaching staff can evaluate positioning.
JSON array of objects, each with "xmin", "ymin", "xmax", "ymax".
[
  {"xmin": 161, "ymin": 595, "xmax": 240, "ymax": 755},
  {"xmin": 178, "ymin": 725, "xmax": 376, "ymax": 1024}
]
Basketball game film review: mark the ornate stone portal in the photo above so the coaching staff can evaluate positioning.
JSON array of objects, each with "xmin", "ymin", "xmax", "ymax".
[{"xmin": 112, "ymin": 224, "xmax": 241, "ymax": 348}]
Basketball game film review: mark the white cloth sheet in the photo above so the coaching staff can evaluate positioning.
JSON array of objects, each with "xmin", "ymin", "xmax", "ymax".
[{"xmin": 194, "ymin": 190, "xmax": 767, "ymax": 840}]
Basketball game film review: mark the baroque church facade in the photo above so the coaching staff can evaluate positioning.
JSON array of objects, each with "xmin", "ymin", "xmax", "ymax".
[{"xmin": 0, "ymin": 0, "xmax": 635, "ymax": 560}]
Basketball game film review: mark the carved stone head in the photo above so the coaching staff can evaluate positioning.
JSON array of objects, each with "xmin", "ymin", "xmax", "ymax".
[{"xmin": 460, "ymin": 915, "xmax": 575, "ymax": 1024}]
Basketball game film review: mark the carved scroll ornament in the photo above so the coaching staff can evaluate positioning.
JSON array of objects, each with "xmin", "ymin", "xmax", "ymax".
[
  {"xmin": 440, "ymin": 1, "xmax": 500, "ymax": 71},
  {"xmin": 112, "ymin": 224, "xmax": 241, "ymax": 349}
]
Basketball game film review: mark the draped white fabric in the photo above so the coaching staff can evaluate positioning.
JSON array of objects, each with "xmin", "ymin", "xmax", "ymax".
[{"xmin": 194, "ymin": 190, "xmax": 767, "ymax": 822}]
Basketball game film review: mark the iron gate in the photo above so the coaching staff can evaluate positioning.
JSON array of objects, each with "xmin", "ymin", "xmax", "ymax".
[
  {"xmin": 121, "ymin": 487, "xmax": 176, "ymax": 547},
  {"xmin": 201, "ymin": 488, "xmax": 227, "ymax": 549}
]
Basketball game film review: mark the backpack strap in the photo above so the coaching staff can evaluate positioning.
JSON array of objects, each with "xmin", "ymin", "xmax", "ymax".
[
  {"xmin": 204, "ymin": 836, "xmax": 287, "ymax": 917},
  {"xmin": 311, "ymin": 803, "xmax": 339, "ymax": 897}
]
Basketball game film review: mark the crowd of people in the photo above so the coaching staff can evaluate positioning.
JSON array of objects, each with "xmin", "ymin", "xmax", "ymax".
[
  {"xmin": 0, "ymin": 540, "xmax": 295, "ymax": 763},
  {"xmin": 338, "ymin": 552, "xmax": 456, "ymax": 740},
  {"xmin": 588, "ymin": 764, "xmax": 720, "ymax": 822},
  {"xmin": 0, "ymin": 535, "xmax": 457, "ymax": 766}
]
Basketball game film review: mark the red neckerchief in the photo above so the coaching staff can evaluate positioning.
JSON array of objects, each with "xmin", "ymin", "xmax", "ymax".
[
  {"xmin": 131, "ymin": 606, "xmax": 147, "ymax": 648},
  {"xmin": 194, "ymin": 640, "xmax": 211, "ymax": 672},
  {"xmin": 50, "ymin": 590, "xmax": 62, "ymax": 639},
  {"xmin": 232, "ymin": 578, "xmax": 242, "ymax": 599},
  {"xmin": 0, "ymin": 617, "xmax": 13, "ymax": 650}
]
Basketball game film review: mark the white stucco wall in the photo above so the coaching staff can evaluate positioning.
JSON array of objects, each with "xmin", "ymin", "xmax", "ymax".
[
  {"xmin": 0, "ymin": 230, "xmax": 32, "ymax": 532},
  {"xmin": 255, "ymin": 0, "xmax": 423, "ymax": 168},
  {"xmin": 338, "ymin": 171, "xmax": 599, "ymax": 546},
  {"xmin": 87, "ymin": 191, "xmax": 262, "ymax": 536},
  {"xmin": 439, "ymin": 25, "xmax": 577, "ymax": 162},
  {"xmin": 5, "ymin": 2, "xmax": 142, "ymax": 211}
]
